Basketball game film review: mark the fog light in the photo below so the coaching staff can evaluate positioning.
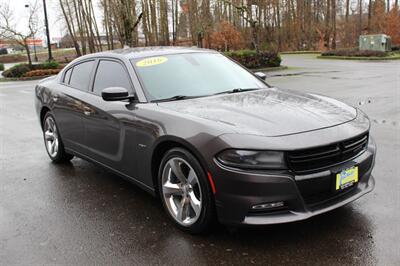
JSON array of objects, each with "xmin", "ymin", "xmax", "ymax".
[{"xmin": 251, "ymin": 201, "xmax": 285, "ymax": 210}]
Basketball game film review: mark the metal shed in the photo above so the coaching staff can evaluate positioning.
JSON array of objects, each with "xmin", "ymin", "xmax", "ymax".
[{"xmin": 359, "ymin": 34, "xmax": 392, "ymax": 52}]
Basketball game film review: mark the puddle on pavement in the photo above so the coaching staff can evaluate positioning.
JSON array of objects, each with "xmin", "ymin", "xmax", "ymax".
[
  {"xmin": 271, "ymin": 70, "xmax": 341, "ymax": 77},
  {"xmin": 358, "ymin": 99, "xmax": 372, "ymax": 106},
  {"xmin": 270, "ymin": 71, "xmax": 382, "ymax": 81},
  {"xmin": 372, "ymin": 119, "xmax": 397, "ymax": 126}
]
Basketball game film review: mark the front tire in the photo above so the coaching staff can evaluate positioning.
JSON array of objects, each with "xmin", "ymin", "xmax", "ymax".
[
  {"xmin": 158, "ymin": 148, "xmax": 216, "ymax": 234},
  {"xmin": 42, "ymin": 112, "xmax": 73, "ymax": 163}
]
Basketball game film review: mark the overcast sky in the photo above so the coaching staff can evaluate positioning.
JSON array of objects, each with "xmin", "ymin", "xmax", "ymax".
[{"xmin": 4, "ymin": 0, "xmax": 101, "ymax": 40}]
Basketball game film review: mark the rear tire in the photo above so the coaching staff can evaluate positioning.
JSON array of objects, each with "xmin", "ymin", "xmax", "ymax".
[
  {"xmin": 42, "ymin": 112, "xmax": 73, "ymax": 163},
  {"xmin": 158, "ymin": 148, "xmax": 216, "ymax": 234}
]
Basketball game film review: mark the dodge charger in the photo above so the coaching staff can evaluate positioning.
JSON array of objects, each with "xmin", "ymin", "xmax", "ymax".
[{"xmin": 34, "ymin": 47, "xmax": 376, "ymax": 233}]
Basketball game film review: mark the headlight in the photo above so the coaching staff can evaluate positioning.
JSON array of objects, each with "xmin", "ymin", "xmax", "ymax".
[{"xmin": 216, "ymin": 150, "xmax": 287, "ymax": 170}]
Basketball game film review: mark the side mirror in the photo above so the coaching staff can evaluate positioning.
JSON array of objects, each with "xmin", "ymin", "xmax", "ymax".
[
  {"xmin": 101, "ymin": 87, "xmax": 134, "ymax": 101},
  {"xmin": 254, "ymin": 72, "xmax": 267, "ymax": 80}
]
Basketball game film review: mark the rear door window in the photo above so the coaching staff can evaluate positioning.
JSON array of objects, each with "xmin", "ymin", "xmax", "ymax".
[{"xmin": 69, "ymin": 60, "xmax": 95, "ymax": 91}]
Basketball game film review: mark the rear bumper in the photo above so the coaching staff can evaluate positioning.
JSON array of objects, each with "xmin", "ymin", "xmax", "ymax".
[{"xmin": 212, "ymin": 139, "xmax": 376, "ymax": 225}]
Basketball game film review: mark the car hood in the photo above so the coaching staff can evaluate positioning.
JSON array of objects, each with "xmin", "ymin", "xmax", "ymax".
[{"xmin": 157, "ymin": 88, "xmax": 357, "ymax": 137}]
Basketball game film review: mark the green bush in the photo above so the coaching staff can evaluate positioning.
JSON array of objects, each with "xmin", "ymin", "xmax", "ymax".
[
  {"xmin": 224, "ymin": 50, "xmax": 281, "ymax": 68},
  {"xmin": 0, "ymin": 63, "xmax": 4, "ymax": 71},
  {"xmin": 391, "ymin": 45, "xmax": 400, "ymax": 52},
  {"xmin": 39, "ymin": 60, "xmax": 60, "ymax": 69},
  {"xmin": 2, "ymin": 63, "xmax": 31, "ymax": 78},
  {"xmin": 321, "ymin": 49, "xmax": 387, "ymax": 57}
]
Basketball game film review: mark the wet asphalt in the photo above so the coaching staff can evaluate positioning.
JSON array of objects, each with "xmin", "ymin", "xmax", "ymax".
[{"xmin": 0, "ymin": 55, "xmax": 399, "ymax": 265}]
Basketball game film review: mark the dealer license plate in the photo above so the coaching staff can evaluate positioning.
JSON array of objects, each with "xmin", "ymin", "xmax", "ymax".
[{"xmin": 336, "ymin": 166, "xmax": 358, "ymax": 190}]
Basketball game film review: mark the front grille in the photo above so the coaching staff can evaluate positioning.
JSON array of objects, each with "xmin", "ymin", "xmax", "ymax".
[{"xmin": 287, "ymin": 133, "xmax": 369, "ymax": 173}]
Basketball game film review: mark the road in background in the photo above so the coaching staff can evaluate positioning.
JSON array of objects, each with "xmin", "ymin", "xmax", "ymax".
[{"xmin": 0, "ymin": 55, "xmax": 399, "ymax": 265}]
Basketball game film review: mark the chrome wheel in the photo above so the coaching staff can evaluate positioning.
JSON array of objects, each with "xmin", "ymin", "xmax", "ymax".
[
  {"xmin": 161, "ymin": 157, "xmax": 202, "ymax": 226},
  {"xmin": 44, "ymin": 116, "xmax": 59, "ymax": 158}
]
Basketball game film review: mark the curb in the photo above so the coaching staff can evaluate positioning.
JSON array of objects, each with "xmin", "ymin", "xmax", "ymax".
[
  {"xmin": 280, "ymin": 51, "xmax": 321, "ymax": 55},
  {"xmin": 251, "ymin": 66, "xmax": 288, "ymax": 72},
  {"xmin": 0, "ymin": 75, "xmax": 54, "ymax": 82},
  {"xmin": 317, "ymin": 55, "xmax": 400, "ymax": 61}
]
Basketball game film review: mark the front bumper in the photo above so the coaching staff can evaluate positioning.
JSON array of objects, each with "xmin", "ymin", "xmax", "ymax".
[{"xmin": 212, "ymin": 138, "xmax": 376, "ymax": 225}]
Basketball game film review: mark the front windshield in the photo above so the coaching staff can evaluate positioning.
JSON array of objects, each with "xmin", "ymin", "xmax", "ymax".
[{"xmin": 131, "ymin": 52, "xmax": 269, "ymax": 101}]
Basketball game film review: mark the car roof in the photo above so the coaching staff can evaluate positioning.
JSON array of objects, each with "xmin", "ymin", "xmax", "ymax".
[{"xmin": 78, "ymin": 46, "xmax": 217, "ymax": 61}]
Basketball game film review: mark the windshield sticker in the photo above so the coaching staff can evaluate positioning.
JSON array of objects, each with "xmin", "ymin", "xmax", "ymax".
[{"xmin": 136, "ymin": 56, "xmax": 168, "ymax": 67}]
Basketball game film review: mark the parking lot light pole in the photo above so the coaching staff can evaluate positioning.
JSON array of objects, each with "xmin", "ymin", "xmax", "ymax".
[
  {"xmin": 24, "ymin": 4, "xmax": 38, "ymax": 62},
  {"xmin": 42, "ymin": 0, "xmax": 53, "ymax": 61}
]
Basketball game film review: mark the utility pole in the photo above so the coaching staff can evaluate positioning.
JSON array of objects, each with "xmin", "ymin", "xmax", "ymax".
[{"xmin": 42, "ymin": 0, "xmax": 53, "ymax": 61}]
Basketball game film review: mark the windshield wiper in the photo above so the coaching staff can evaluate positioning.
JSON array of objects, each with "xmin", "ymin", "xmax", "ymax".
[
  {"xmin": 153, "ymin": 88, "xmax": 261, "ymax": 102},
  {"xmin": 152, "ymin": 95, "xmax": 198, "ymax": 102},
  {"xmin": 213, "ymin": 88, "xmax": 260, "ymax": 95}
]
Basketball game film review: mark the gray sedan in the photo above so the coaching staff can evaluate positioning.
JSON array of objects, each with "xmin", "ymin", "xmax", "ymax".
[{"xmin": 34, "ymin": 47, "xmax": 376, "ymax": 234}]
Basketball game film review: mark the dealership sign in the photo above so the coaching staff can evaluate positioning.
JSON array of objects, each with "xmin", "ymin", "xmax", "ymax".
[{"xmin": 26, "ymin": 39, "xmax": 43, "ymax": 46}]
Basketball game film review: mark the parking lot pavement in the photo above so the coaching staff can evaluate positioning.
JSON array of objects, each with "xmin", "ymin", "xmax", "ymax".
[{"xmin": 0, "ymin": 55, "xmax": 399, "ymax": 265}]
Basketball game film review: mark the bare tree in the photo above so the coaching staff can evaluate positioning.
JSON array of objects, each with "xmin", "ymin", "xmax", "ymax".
[
  {"xmin": 59, "ymin": 0, "xmax": 82, "ymax": 56},
  {"xmin": 359, "ymin": 0, "xmax": 363, "ymax": 36},
  {"xmin": 221, "ymin": 0, "xmax": 259, "ymax": 53},
  {"xmin": 345, "ymin": 0, "xmax": 351, "ymax": 46},
  {"xmin": 54, "ymin": 0, "xmax": 398, "ymax": 54},
  {"xmin": 0, "ymin": 1, "xmax": 40, "ymax": 67},
  {"xmin": 368, "ymin": 0, "xmax": 372, "ymax": 30},
  {"xmin": 331, "ymin": 0, "xmax": 337, "ymax": 49}
]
